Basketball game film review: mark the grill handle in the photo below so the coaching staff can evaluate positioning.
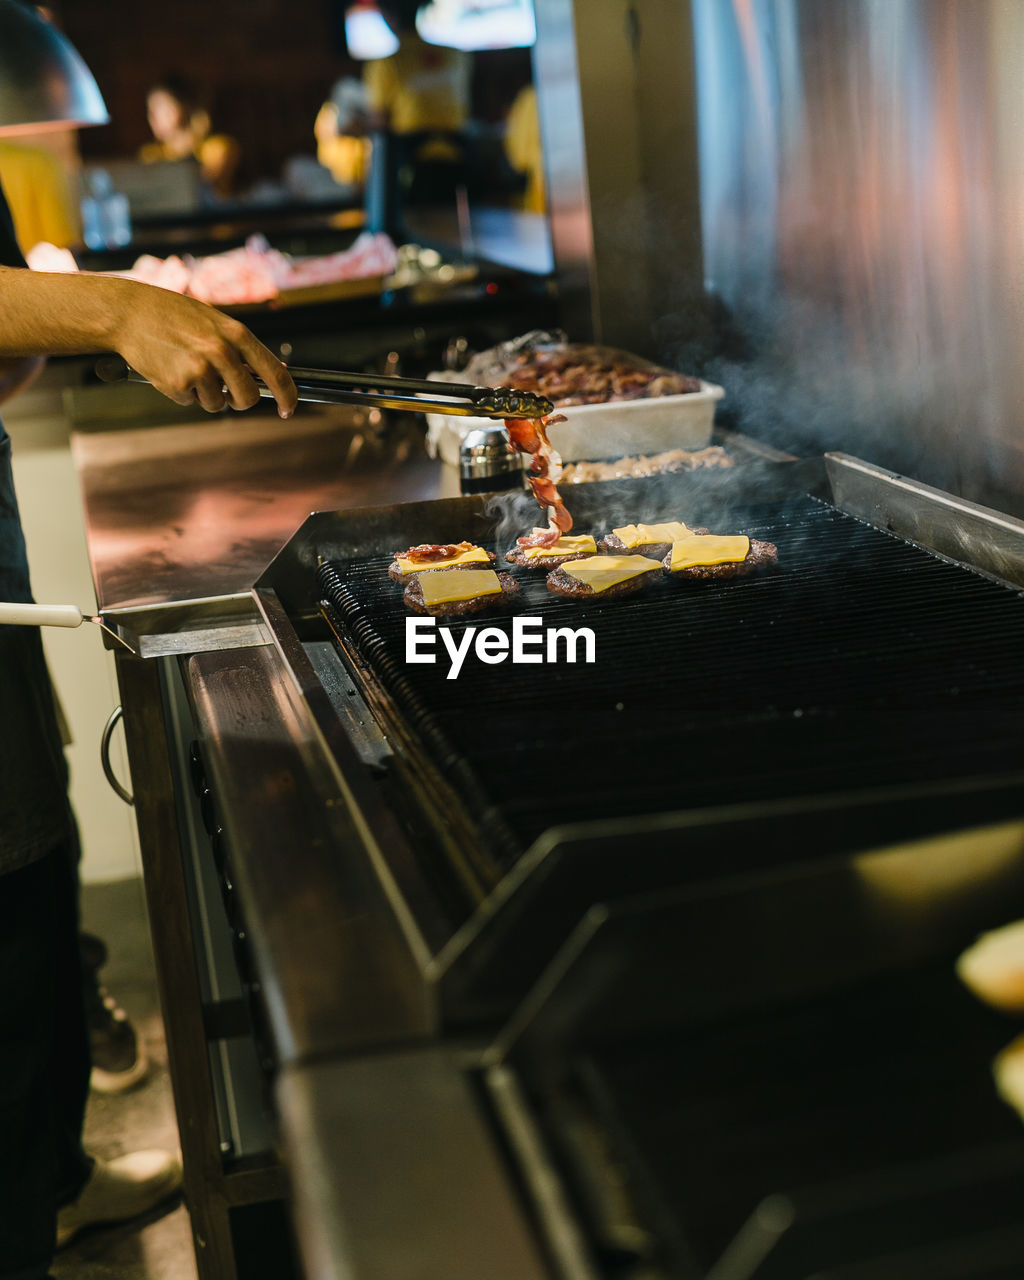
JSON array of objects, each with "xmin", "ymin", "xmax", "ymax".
[{"xmin": 100, "ymin": 705, "xmax": 133, "ymax": 806}]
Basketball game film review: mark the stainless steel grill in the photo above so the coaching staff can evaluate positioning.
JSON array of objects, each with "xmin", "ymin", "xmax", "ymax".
[
  {"xmin": 315, "ymin": 492, "xmax": 1024, "ymax": 886},
  {"xmin": 232, "ymin": 453, "xmax": 1024, "ymax": 1279}
]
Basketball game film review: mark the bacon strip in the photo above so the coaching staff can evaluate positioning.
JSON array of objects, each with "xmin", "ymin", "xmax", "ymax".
[
  {"xmin": 399, "ymin": 540, "xmax": 478, "ymax": 564},
  {"xmin": 506, "ymin": 414, "xmax": 573, "ymax": 547}
]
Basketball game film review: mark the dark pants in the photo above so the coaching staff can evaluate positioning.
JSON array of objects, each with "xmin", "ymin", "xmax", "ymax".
[{"xmin": 0, "ymin": 842, "xmax": 92, "ymax": 1279}]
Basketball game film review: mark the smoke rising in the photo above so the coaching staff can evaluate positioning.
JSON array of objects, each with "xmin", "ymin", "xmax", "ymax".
[{"xmin": 677, "ymin": 0, "xmax": 1024, "ymax": 517}]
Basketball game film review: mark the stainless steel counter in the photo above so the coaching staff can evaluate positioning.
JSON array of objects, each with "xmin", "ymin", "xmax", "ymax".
[{"xmin": 72, "ymin": 395, "xmax": 453, "ymax": 612}]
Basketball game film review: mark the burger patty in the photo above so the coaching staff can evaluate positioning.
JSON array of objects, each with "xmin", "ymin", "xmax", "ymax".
[
  {"xmin": 662, "ymin": 538, "xmax": 779, "ymax": 580},
  {"xmin": 404, "ymin": 570, "xmax": 520, "ymax": 616},
  {"xmin": 546, "ymin": 565, "xmax": 660, "ymax": 601},
  {"xmin": 597, "ymin": 527, "xmax": 710, "ymax": 561},
  {"xmin": 503, "ymin": 545, "xmax": 593, "ymax": 571},
  {"xmin": 389, "ymin": 550, "xmax": 497, "ymax": 582}
]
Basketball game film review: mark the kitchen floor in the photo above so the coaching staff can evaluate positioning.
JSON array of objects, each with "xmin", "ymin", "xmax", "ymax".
[{"xmin": 52, "ymin": 877, "xmax": 197, "ymax": 1280}]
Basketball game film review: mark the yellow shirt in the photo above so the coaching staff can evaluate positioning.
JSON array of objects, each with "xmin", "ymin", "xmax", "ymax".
[
  {"xmin": 0, "ymin": 141, "xmax": 79, "ymax": 252},
  {"xmin": 364, "ymin": 37, "xmax": 471, "ymax": 136},
  {"xmin": 314, "ymin": 104, "xmax": 372, "ymax": 187},
  {"xmin": 504, "ymin": 84, "xmax": 546, "ymax": 214}
]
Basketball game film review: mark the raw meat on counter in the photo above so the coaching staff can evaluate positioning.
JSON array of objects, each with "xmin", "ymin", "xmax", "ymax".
[
  {"xmin": 25, "ymin": 232, "xmax": 399, "ymax": 308},
  {"xmin": 127, "ymin": 252, "xmax": 194, "ymax": 295}
]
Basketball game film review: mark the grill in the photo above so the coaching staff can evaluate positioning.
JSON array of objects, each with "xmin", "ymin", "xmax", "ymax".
[
  {"xmin": 252, "ymin": 455, "xmax": 1024, "ymax": 992},
  {"xmin": 251, "ymin": 452, "xmax": 1024, "ymax": 1017},
  {"xmin": 246, "ymin": 452, "xmax": 1024, "ymax": 1279},
  {"xmin": 316, "ymin": 493, "xmax": 1024, "ymax": 878}
]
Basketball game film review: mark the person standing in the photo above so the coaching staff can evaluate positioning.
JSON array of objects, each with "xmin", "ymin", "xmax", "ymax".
[
  {"xmin": 0, "ymin": 187, "xmax": 295, "ymax": 1279},
  {"xmin": 139, "ymin": 72, "xmax": 241, "ymax": 201},
  {"xmin": 314, "ymin": 77, "xmax": 373, "ymax": 194},
  {"xmin": 0, "ymin": 140, "xmax": 79, "ymax": 254},
  {"xmin": 364, "ymin": 0, "xmax": 473, "ymax": 207},
  {"xmin": 504, "ymin": 83, "xmax": 546, "ymax": 215}
]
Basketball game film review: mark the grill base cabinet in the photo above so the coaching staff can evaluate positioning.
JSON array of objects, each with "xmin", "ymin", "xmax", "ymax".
[
  {"xmin": 114, "ymin": 454, "xmax": 1024, "ymax": 1280},
  {"xmin": 115, "ymin": 654, "xmax": 302, "ymax": 1280}
]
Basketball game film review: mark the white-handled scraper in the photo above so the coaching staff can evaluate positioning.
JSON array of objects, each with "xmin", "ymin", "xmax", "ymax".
[{"xmin": 0, "ymin": 602, "xmax": 135, "ymax": 652}]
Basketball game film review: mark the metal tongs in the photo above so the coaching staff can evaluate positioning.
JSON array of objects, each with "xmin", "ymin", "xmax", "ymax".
[{"xmin": 94, "ymin": 356, "xmax": 554, "ymax": 420}]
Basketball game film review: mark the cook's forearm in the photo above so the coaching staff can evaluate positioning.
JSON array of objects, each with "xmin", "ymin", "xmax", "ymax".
[
  {"xmin": 0, "ymin": 264, "xmax": 297, "ymax": 418},
  {"xmin": 0, "ymin": 266, "xmax": 132, "ymax": 357}
]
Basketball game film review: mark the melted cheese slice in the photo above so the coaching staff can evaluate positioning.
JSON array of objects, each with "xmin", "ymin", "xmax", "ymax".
[
  {"xmin": 395, "ymin": 546, "xmax": 490, "ymax": 576},
  {"xmin": 612, "ymin": 521, "xmax": 693, "ymax": 547},
  {"xmin": 563, "ymin": 555, "xmax": 662, "ymax": 593},
  {"xmin": 669, "ymin": 534, "xmax": 750, "ymax": 571},
  {"xmin": 419, "ymin": 568, "xmax": 502, "ymax": 606},
  {"xmin": 519, "ymin": 534, "xmax": 597, "ymax": 560}
]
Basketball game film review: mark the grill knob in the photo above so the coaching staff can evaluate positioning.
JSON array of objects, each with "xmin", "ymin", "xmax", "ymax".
[{"xmin": 459, "ymin": 425, "xmax": 524, "ymax": 495}]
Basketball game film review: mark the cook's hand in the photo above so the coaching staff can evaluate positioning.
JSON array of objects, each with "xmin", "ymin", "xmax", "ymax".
[{"xmin": 112, "ymin": 282, "xmax": 297, "ymax": 419}]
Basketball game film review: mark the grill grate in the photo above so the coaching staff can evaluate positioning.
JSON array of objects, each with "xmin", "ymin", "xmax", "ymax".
[{"xmin": 319, "ymin": 496, "xmax": 1024, "ymax": 871}]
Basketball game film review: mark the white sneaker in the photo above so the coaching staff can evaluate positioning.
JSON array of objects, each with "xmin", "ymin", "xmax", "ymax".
[
  {"xmin": 88, "ymin": 988, "xmax": 150, "ymax": 1095},
  {"xmin": 56, "ymin": 1149, "xmax": 183, "ymax": 1248}
]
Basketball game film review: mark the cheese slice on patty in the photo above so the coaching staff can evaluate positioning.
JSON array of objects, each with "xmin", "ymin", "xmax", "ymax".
[
  {"xmin": 395, "ymin": 546, "xmax": 491, "ymax": 576},
  {"xmin": 669, "ymin": 534, "xmax": 750, "ymax": 571},
  {"xmin": 519, "ymin": 534, "xmax": 597, "ymax": 560},
  {"xmin": 563, "ymin": 555, "xmax": 662, "ymax": 593},
  {"xmin": 612, "ymin": 521, "xmax": 692, "ymax": 547},
  {"xmin": 419, "ymin": 568, "xmax": 503, "ymax": 606}
]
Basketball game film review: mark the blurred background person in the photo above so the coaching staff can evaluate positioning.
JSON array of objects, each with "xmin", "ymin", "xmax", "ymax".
[
  {"xmin": 139, "ymin": 72, "xmax": 241, "ymax": 200},
  {"xmin": 364, "ymin": 0, "xmax": 473, "ymax": 207},
  {"xmin": 0, "ymin": 139, "xmax": 81, "ymax": 254},
  {"xmin": 503, "ymin": 82, "xmax": 545, "ymax": 215},
  {"xmin": 314, "ymin": 76, "xmax": 372, "ymax": 195},
  {"xmin": 0, "ymin": 0, "xmax": 82, "ymax": 254}
]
